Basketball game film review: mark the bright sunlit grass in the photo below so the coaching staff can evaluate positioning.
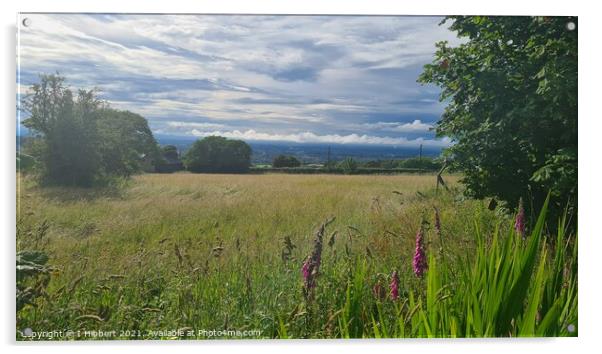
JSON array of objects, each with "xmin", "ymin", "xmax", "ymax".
[{"xmin": 16, "ymin": 172, "xmax": 576, "ymax": 339}]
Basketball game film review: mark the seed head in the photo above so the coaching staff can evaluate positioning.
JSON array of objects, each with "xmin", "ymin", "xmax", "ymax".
[
  {"xmin": 302, "ymin": 219, "xmax": 330, "ymax": 297},
  {"xmin": 434, "ymin": 207, "xmax": 441, "ymax": 235},
  {"xmin": 373, "ymin": 279, "xmax": 386, "ymax": 300}
]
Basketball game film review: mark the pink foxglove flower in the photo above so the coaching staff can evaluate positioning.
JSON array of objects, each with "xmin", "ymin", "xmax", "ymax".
[
  {"xmin": 412, "ymin": 226, "xmax": 428, "ymax": 278},
  {"xmin": 301, "ymin": 257, "xmax": 311, "ymax": 284},
  {"xmin": 389, "ymin": 270, "xmax": 400, "ymax": 300}
]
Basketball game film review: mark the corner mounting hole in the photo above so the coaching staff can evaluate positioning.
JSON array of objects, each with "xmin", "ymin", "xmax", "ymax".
[{"xmin": 566, "ymin": 21, "xmax": 576, "ymax": 31}]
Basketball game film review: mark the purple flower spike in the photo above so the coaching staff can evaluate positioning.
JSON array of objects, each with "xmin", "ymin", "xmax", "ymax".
[
  {"xmin": 389, "ymin": 270, "xmax": 400, "ymax": 300},
  {"xmin": 412, "ymin": 226, "xmax": 428, "ymax": 278},
  {"xmin": 301, "ymin": 257, "xmax": 311, "ymax": 284},
  {"xmin": 302, "ymin": 220, "xmax": 328, "ymax": 297},
  {"xmin": 515, "ymin": 198, "xmax": 526, "ymax": 238}
]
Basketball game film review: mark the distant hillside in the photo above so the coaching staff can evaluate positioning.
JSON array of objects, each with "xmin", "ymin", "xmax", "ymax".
[{"xmin": 153, "ymin": 135, "xmax": 442, "ymax": 164}]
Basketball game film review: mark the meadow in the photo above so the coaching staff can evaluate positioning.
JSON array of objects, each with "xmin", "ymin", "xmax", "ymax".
[{"xmin": 16, "ymin": 172, "xmax": 577, "ymax": 339}]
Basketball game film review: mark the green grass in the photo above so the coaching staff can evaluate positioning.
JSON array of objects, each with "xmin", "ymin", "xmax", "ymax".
[{"xmin": 16, "ymin": 172, "xmax": 577, "ymax": 339}]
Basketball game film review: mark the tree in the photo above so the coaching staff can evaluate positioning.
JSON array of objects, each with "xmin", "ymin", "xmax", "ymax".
[
  {"xmin": 22, "ymin": 74, "xmax": 102, "ymax": 186},
  {"xmin": 162, "ymin": 145, "xmax": 180, "ymax": 161},
  {"xmin": 273, "ymin": 154, "xmax": 301, "ymax": 168},
  {"xmin": 156, "ymin": 145, "xmax": 185, "ymax": 173},
  {"xmin": 337, "ymin": 157, "xmax": 358, "ymax": 174},
  {"xmin": 184, "ymin": 136, "xmax": 252, "ymax": 173},
  {"xmin": 21, "ymin": 74, "xmax": 159, "ymax": 186},
  {"xmin": 419, "ymin": 16, "xmax": 577, "ymax": 216},
  {"xmin": 96, "ymin": 108, "xmax": 160, "ymax": 177}
]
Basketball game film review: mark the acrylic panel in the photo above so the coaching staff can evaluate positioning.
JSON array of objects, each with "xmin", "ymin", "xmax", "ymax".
[{"xmin": 16, "ymin": 14, "xmax": 578, "ymax": 340}]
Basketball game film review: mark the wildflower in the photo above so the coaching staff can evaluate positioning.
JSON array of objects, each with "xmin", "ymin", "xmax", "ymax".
[
  {"xmin": 413, "ymin": 226, "xmax": 428, "ymax": 278},
  {"xmin": 515, "ymin": 198, "xmax": 526, "ymax": 238},
  {"xmin": 389, "ymin": 270, "xmax": 400, "ymax": 300},
  {"xmin": 301, "ymin": 257, "xmax": 311, "ymax": 284},
  {"xmin": 373, "ymin": 279, "xmax": 386, "ymax": 300},
  {"xmin": 302, "ymin": 218, "xmax": 332, "ymax": 297}
]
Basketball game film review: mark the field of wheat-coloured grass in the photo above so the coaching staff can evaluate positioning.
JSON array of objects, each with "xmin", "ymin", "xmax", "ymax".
[{"xmin": 16, "ymin": 172, "xmax": 577, "ymax": 339}]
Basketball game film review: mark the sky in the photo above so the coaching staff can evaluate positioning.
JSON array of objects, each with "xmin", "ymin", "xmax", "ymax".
[{"xmin": 18, "ymin": 14, "xmax": 463, "ymax": 147}]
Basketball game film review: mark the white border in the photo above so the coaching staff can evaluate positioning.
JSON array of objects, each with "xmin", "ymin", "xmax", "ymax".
[{"xmin": 2, "ymin": 1, "xmax": 599, "ymax": 353}]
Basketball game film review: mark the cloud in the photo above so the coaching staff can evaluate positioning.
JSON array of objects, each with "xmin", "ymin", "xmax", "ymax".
[
  {"xmin": 189, "ymin": 128, "xmax": 450, "ymax": 147},
  {"xmin": 166, "ymin": 121, "xmax": 227, "ymax": 130},
  {"xmin": 359, "ymin": 120, "xmax": 434, "ymax": 133},
  {"xmin": 18, "ymin": 14, "xmax": 463, "ymax": 147}
]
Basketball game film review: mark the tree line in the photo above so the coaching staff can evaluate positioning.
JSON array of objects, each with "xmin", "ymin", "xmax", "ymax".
[
  {"xmin": 19, "ymin": 74, "xmax": 254, "ymax": 186},
  {"xmin": 19, "ymin": 75, "xmax": 443, "ymax": 185}
]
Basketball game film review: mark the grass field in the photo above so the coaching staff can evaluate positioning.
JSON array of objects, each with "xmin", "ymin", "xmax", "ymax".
[{"xmin": 16, "ymin": 172, "xmax": 577, "ymax": 339}]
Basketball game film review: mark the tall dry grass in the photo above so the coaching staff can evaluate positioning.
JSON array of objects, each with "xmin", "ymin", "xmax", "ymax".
[{"xmin": 16, "ymin": 172, "xmax": 575, "ymax": 339}]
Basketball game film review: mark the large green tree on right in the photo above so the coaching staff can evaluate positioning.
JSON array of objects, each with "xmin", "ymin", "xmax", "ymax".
[{"xmin": 419, "ymin": 16, "xmax": 577, "ymax": 216}]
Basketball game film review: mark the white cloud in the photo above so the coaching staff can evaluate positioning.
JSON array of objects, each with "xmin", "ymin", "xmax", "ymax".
[
  {"xmin": 18, "ymin": 14, "xmax": 463, "ymax": 145},
  {"xmin": 166, "ymin": 121, "xmax": 226, "ymax": 130},
  {"xmin": 360, "ymin": 120, "xmax": 433, "ymax": 133},
  {"xmin": 189, "ymin": 128, "xmax": 450, "ymax": 147}
]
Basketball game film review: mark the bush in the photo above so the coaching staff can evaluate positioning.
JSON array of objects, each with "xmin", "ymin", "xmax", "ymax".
[
  {"xmin": 362, "ymin": 159, "xmax": 398, "ymax": 169},
  {"xmin": 17, "ymin": 153, "xmax": 36, "ymax": 174},
  {"xmin": 184, "ymin": 136, "xmax": 252, "ymax": 173},
  {"xmin": 397, "ymin": 157, "xmax": 442, "ymax": 170},
  {"xmin": 155, "ymin": 145, "xmax": 185, "ymax": 173},
  {"xmin": 337, "ymin": 157, "xmax": 358, "ymax": 174},
  {"xmin": 272, "ymin": 155, "xmax": 301, "ymax": 168}
]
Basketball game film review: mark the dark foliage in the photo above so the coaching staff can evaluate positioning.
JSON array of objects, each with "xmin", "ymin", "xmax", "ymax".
[
  {"xmin": 362, "ymin": 157, "xmax": 442, "ymax": 171},
  {"xmin": 97, "ymin": 108, "xmax": 161, "ymax": 176},
  {"xmin": 155, "ymin": 145, "xmax": 185, "ymax": 173},
  {"xmin": 21, "ymin": 74, "xmax": 159, "ymax": 186},
  {"xmin": 184, "ymin": 136, "xmax": 252, "ymax": 173},
  {"xmin": 419, "ymin": 16, "xmax": 577, "ymax": 218},
  {"xmin": 337, "ymin": 157, "xmax": 358, "ymax": 174},
  {"xmin": 397, "ymin": 157, "xmax": 442, "ymax": 171},
  {"xmin": 272, "ymin": 154, "xmax": 301, "ymax": 168}
]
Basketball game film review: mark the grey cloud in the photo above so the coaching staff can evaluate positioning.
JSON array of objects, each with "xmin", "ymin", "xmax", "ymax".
[{"xmin": 18, "ymin": 14, "xmax": 463, "ymax": 147}]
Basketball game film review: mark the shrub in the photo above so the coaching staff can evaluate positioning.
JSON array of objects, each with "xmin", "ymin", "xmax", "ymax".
[
  {"xmin": 273, "ymin": 155, "xmax": 301, "ymax": 168},
  {"xmin": 184, "ymin": 136, "xmax": 252, "ymax": 173},
  {"xmin": 155, "ymin": 145, "xmax": 185, "ymax": 173},
  {"xmin": 17, "ymin": 153, "xmax": 37, "ymax": 174},
  {"xmin": 397, "ymin": 157, "xmax": 442, "ymax": 171},
  {"xmin": 362, "ymin": 160, "xmax": 398, "ymax": 169},
  {"xmin": 337, "ymin": 157, "xmax": 358, "ymax": 174}
]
